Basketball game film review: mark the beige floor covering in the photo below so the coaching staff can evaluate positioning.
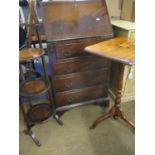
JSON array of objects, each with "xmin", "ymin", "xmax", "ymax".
[{"xmin": 19, "ymin": 100, "xmax": 135, "ymax": 155}]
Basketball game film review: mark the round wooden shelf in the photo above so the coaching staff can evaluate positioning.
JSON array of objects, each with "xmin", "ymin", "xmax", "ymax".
[
  {"xmin": 20, "ymin": 79, "xmax": 50, "ymax": 97},
  {"xmin": 19, "ymin": 48, "xmax": 45, "ymax": 62},
  {"xmin": 27, "ymin": 103, "xmax": 53, "ymax": 123}
]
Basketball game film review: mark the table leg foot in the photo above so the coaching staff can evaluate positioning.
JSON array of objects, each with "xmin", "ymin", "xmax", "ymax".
[
  {"xmin": 24, "ymin": 129, "xmax": 41, "ymax": 146},
  {"xmin": 54, "ymin": 114, "xmax": 63, "ymax": 126},
  {"xmin": 90, "ymin": 108, "xmax": 115, "ymax": 129},
  {"xmin": 118, "ymin": 109, "xmax": 135, "ymax": 129}
]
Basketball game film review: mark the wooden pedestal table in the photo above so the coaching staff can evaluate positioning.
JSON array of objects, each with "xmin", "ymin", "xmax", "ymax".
[{"xmin": 84, "ymin": 37, "xmax": 135, "ymax": 130}]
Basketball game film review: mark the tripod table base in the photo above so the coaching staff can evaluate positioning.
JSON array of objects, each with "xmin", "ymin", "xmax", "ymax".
[{"xmin": 90, "ymin": 106, "xmax": 135, "ymax": 129}]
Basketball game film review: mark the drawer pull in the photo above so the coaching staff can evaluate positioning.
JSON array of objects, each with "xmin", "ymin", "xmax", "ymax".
[
  {"xmin": 64, "ymin": 83, "xmax": 73, "ymax": 89},
  {"xmin": 83, "ymin": 66, "xmax": 90, "ymax": 70},
  {"xmin": 95, "ymin": 64, "xmax": 102, "ymax": 69},
  {"xmin": 64, "ymin": 66, "xmax": 71, "ymax": 73},
  {"xmin": 63, "ymin": 51, "xmax": 71, "ymax": 57},
  {"xmin": 67, "ymin": 97, "xmax": 75, "ymax": 103},
  {"xmin": 82, "ymin": 96, "xmax": 89, "ymax": 101}
]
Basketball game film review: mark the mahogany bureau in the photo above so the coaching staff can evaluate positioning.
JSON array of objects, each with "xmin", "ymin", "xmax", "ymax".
[{"xmin": 41, "ymin": 0, "xmax": 113, "ymax": 110}]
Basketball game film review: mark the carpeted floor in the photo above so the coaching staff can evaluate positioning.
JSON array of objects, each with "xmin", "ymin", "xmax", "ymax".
[{"xmin": 19, "ymin": 99, "xmax": 135, "ymax": 155}]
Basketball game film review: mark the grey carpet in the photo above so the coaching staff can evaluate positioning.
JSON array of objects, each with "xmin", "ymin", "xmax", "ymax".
[{"xmin": 19, "ymin": 100, "xmax": 135, "ymax": 155}]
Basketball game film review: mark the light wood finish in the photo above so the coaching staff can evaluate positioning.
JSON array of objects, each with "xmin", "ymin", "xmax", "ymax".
[
  {"xmin": 85, "ymin": 37, "xmax": 135, "ymax": 66},
  {"xmin": 85, "ymin": 36, "xmax": 135, "ymax": 130},
  {"xmin": 19, "ymin": 48, "xmax": 44, "ymax": 62}
]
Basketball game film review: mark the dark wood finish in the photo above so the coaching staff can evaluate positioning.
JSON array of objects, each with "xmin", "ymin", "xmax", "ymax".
[
  {"xmin": 85, "ymin": 37, "xmax": 135, "ymax": 130},
  {"xmin": 56, "ymin": 84, "xmax": 108, "ymax": 106},
  {"xmin": 20, "ymin": 23, "xmax": 46, "ymax": 43},
  {"xmin": 27, "ymin": 0, "xmax": 46, "ymax": 47},
  {"xmin": 19, "ymin": 98, "xmax": 41, "ymax": 146},
  {"xmin": 55, "ymin": 97, "xmax": 109, "ymax": 112},
  {"xmin": 53, "ymin": 56, "xmax": 110, "ymax": 75},
  {"xmin": 41, "ymin": 0, "xmax": 113, "ymax": 42},
  {"xmin": 41, "ymin": 0, "xmax": 113, "ymax": 110},
  {"xmin": 54, "ymin": 40, "xmax": 102, "ymax": 60},
  {"xmin": 20, "ymin": 79, "xmax": 50, "ymax": 97},
  {"xmin": 20, "ymin": 0, "xmax": 63, "ymax": 147},
  {"xmin": 27, "ymin": 103, "xmax": 53, "ymax": 123},
  {"xmin": 54, "ymin": 68, "xmax": 109, "ymax": 92}
]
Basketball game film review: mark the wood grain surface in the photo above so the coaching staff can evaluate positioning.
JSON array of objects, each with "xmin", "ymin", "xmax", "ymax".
[
  {"xmin": 19, "ymin": 48, "xmax": 45, "ymax": 62},
  {"xmin": 85, "ymin": 37, "xmax": 135, "ymax": 66}
]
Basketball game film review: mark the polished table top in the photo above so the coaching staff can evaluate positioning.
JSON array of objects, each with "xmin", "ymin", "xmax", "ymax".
[{"xmin": 84, "ymin": 37, "xmax": 135, "ymax": 66}]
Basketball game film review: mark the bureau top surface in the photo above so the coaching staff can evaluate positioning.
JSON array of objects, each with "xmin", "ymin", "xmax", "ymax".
[
  {"xmin": 41, "ymin": 0, "xmax": 113, "ymax": 42},
  {"xmin": 84, "ymin": 37, "xmax": 135, "ymax": 66}
]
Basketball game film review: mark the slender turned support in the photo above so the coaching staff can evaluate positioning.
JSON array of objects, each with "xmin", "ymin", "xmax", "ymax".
[
  {"xmin": 19, "ymin": 98, "xmax": 41, "ymax": 146},
  {"xmin": 47, "ymin": 86, "xmax": 63, "ymax": 126},
  {"xmin": 90, "ymin": 63, "xmax": 135, "ymax": 130}
]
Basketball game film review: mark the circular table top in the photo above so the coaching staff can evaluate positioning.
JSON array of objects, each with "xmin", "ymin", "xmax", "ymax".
[
  {"xmin": 19, "ymin": 48, "xmax": 44, "ymax": 62},
  {"xmin": 27, "ymin": 103, "xmax": 53, "ymax": 123},
  {"xmin": 20, "ymin": 79, "xmax": 50, "ymax": 97}
]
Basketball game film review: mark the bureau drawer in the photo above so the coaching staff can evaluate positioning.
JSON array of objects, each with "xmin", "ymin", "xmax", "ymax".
[
  {"xmin": 54, "ymin": 68, "xmax": 109, "ymax": 92},
  {"xmin": 55, "ymin": 84, "xmax": 108, "ymax": 106},
  {"xmin": 54, "ymin": 40, "xmax": 101, "ymax": 60},
  {"xmin": 53, "ymin": 56, "xmax": 110, "ymax": 75}
]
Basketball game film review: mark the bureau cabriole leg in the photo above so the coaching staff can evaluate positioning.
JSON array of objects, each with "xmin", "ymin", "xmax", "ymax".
[{"xmin": 90, "ymin": 63, "xmax": 135, "ymax": 130}]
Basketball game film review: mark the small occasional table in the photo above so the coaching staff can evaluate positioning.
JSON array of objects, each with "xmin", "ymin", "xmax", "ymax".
[{"xmin": 84, "ymin": 37, "xmax": 135, "ymax": 130}]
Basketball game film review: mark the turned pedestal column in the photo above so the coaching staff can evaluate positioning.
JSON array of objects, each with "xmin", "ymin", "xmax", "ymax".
[{"xmin": 90, "ymin": 63, "xmax": 135, "ymax": 129}]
